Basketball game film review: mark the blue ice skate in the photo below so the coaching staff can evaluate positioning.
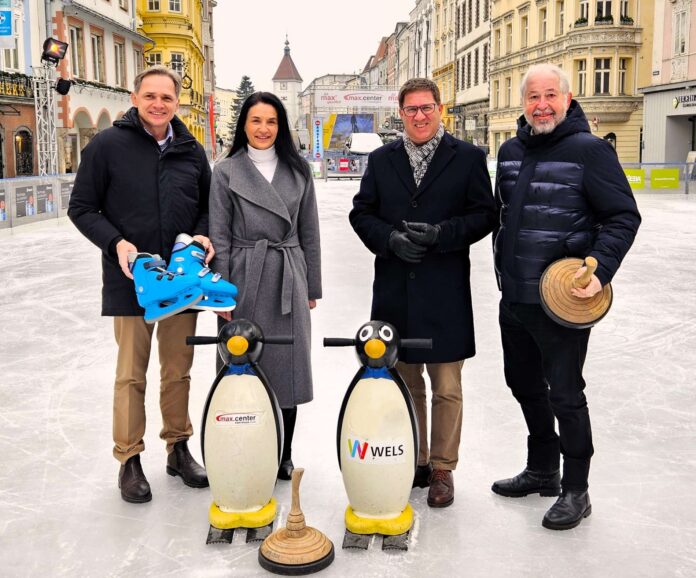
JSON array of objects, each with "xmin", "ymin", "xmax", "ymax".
[
  {"xmin": 169, "ymin": 234, "xmax": 238, "ymax": 312},
  {"xmin": 129, "ymin": 252, "xmax": 204, "ymax": 324}
]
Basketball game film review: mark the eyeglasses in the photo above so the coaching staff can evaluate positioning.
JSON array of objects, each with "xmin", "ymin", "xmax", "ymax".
[{"xmin": 401, "ymin": 103, "xmax": 438, "ymax": 117}]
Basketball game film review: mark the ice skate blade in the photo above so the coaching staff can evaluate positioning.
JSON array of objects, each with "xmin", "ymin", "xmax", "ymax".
[
  {"xmin": 206, "ymin": 526, "xmax": 235, "ymax": 544},
  {"xmin": 143, "ymin": 289, "xmax": 204, "ymax": 324},
  {"xmin": 342, "ymin": 530, "xmax": 371, "ymax": 550},
  {"xmin": 192, "ymin": 298, "xmax": 237, "ymax": 312},
  {"xmin": 382, "ymin": 531, "xmax": 410, "ymax": 551},
  {"xmin": 246, "ymin": 523, "xmax": 273, "ymax": 542}
]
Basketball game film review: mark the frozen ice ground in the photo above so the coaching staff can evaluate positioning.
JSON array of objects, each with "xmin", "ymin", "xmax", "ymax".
[{"xmin": 1, "ymin": 181, "xmax": 695, "ymax": 577}]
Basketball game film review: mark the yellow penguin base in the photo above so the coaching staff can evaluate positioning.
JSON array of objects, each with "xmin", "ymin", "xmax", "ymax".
[
  {"xmin": 345, "ymin": 503, "xmax": 414, "ymax": 536},
  {"xmin": 209, "ymin": 498, "xmax": 277, "ymax": 529}
]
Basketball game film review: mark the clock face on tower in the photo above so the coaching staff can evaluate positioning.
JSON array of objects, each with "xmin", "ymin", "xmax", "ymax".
[{"xmin": 280, "ymin": 82, "xmax": 287, "ymax": 89}]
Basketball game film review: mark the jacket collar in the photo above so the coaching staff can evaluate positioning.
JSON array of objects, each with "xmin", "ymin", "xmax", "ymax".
[
  {"xmin": 227, "ymin": 149, "xmax": 292, "ymax": 224},
  {"xmin": 115, "ymin": 107, "xmax": 195, "ymax": 147},
  {"xmin": 388, "ymin": 132, "xmax": 457, "ymax": 199}
]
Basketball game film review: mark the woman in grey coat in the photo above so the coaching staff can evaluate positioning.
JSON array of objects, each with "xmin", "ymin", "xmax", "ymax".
[{"xmin": 209, "ymin": 92, "xmax": 322, "ymax": 481}]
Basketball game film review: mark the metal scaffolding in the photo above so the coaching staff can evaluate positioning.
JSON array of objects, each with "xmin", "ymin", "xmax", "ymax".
[{"xmin": 32, "ymin": 63, "xmax": 59, "ymax": 176}]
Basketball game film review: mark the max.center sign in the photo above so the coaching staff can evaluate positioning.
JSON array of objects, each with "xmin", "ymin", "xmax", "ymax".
[{"xmin": 314, "ymin": 90, "xmax": 399, "ymax": 110}]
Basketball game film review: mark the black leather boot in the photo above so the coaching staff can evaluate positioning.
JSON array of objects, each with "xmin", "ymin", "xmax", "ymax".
[
  {"xmin": 412, "ymin": 463, "xmax": 433, "ymax": 488},
  {"xmin": 278, "ymin": 407, "xmax": 297, "ymax": 481},
  {"xmin": 542, "ymin": 490, "xmax": 592, "ymax": 530},
  {"xmin": 166, "ymin": 440, "xmax": 208, "ymax": 488},
  {"xmin": 491, "ymin": 468, "xmax": 561, "ymax": 497},
  {"xmin": 119, "ymin": 454, "xmax": 152, "ymax": 503}
]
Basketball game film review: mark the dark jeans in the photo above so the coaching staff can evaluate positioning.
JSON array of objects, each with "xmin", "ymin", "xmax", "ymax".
[{"xmin": 499, "ymin": 300, "xmax": 594, "ymax": 491}]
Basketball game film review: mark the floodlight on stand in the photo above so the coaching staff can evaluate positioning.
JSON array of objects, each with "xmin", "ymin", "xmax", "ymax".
[{"xmin": 41, "ymin": 37, "xmax": 69, "ymax": 65}]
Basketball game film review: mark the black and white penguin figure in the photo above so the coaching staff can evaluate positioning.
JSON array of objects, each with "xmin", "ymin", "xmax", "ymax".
[
  {"xmin": 324, "ymin": 321, "xmax": 431, "ymax": 551},
  {"xmin": 187, "ymin": 319, "xmax": 291, "ymax": 544}
]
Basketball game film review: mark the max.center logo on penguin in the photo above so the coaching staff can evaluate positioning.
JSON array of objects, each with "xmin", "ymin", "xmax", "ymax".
[{"xmin": 215, "ymin": 412, "xmax": 262, "ymax": 425}]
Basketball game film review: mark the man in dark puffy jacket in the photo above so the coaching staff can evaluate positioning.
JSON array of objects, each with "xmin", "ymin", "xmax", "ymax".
[
  {"xmin": 491, "ymin": 63, "xmax": 641, "ymax": 530},
  {"xmin": 69, "ymin": 66, "xmax": 212, "ymax": 503}
]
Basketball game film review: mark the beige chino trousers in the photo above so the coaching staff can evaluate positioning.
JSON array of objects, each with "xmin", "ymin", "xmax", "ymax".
[
  {"xmin": 396, "ymin": 360, "xmax": 465, "ymax": 471},
  {"xmin": 112, "ymin": 314, "xmax": 197, "ymax": 464}
]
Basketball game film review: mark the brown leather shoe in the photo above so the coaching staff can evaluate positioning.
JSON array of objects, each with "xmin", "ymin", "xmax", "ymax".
[
  {"xmin": 427, "ymin": 469, "xmax": 454, "ymax": 508},
  {"xmin": 119, "ymin": 454, "xmax": 152, "ymax": 503},
  {"xmin": 166, "ymin": 440, "xmax": 209, "ymax": 488}
]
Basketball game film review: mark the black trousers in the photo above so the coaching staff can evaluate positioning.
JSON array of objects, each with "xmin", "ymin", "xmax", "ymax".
[{"xmin": 499, "ymin": 300, "xmax": 594, "ymax": 491}]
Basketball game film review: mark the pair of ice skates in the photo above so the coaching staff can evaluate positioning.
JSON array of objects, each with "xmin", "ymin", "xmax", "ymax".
[{"xmin": 129, "ymin": 234, "xmax": 237, "ymax": 323}]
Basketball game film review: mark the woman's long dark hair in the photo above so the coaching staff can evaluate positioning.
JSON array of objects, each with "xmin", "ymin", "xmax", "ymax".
[{"xmin": 229, "ymin": 91, "xmax": 310, "ymax": 179}]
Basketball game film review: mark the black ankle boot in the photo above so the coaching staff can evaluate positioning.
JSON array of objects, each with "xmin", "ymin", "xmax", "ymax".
[
  {"xmin": 412, "ymin": 463, "xmax": 433, "ymax": 488},
  {"xmin": 278, "ymin": 407, "xmax": 297, "ymax": 481},
  {"xmin": 491, "ymin": 468, "xmax": 561, "ymax": 497},
  {"xmin": 542, "ymin": 490, "xmax": 592, "ymax": 530},
  {"xmin": 119, "ymin": 454, "xmax": 152, "ymax": 503},
  {"xmin": 166, "ymin": 440, "xmax": 208, "ymax": 488}
]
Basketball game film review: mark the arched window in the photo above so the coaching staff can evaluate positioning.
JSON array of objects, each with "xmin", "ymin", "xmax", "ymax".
[{"xmin": 14, "ymin": 129, "xmax": 33, "ymax": 175}]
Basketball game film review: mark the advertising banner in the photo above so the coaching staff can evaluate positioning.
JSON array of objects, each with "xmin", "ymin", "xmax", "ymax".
[
  {"xmin": 311, "ymin": 117, "xmax": 324, "ymax": 161},
  {"xmin": 325, "ymin": 113, "xmax": 375, "ymax": 150},
  {"xmin": 314, "ymin": 90, "xmax": 399, "ymax": 110},
  {"xmin": 0, "ymin": 182, "xmax": 7, "ymax": 223},
  {"xmin": 0, "ymin": 0, "xmax": 13, "ymax": 50},
  {"xmin": 650, "ymin": 168, "xmax": 680, "ymax": 189},
  {"xmin": 624, "ymin": 169, "xmax": 644, "ymax": 190}
]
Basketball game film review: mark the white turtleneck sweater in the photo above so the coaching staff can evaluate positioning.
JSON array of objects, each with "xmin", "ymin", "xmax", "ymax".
[{"xmin": 247, "ymin": 144, "xmax": 278, "ymax": 183}]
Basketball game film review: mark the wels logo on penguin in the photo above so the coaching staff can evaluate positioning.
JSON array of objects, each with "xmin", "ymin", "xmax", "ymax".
[
  {"xmin": 215, "ymin": 412, "xmax": 261, "ymax": 425},
  {"xmin": 347, "ymin": 437, "xmax": 407, "ymax": 464}
]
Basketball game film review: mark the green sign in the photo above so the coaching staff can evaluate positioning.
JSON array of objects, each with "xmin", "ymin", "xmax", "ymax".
[
  {"xmin": 650, "ymin": 168, "xmax": 680, "ymax": 189},
  {"xmin": 624, "ymin": 168, "xmax": 644, "ymax": 189}
]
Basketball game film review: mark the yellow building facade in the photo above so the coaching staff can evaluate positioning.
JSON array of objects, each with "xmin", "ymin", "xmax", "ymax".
[
  {"xmin": 489, "ymin": 0, "xmax": 653, "ymax": 162},
  {"xmin": 137, "ymin": 0, "xmax": 205, "ymax": 144},
  {"xmin": 432, "ymin": 0, "xmax": 457, "ymax": 132}
]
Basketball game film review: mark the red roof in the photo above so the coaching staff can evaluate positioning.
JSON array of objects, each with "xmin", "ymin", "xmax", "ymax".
[{"xmin": 272, "ymin": 41, "xmax": 302, "ymax": 82}]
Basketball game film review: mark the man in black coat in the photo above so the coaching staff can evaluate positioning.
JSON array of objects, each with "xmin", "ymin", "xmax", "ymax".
[
  {"xmin": 69, "ymin": 66, "xmax": 213, "ymax": 503},
  {"xmin": 350, "ymin": 78, "xmax": 497, "ymax": 508},
  {"xmin": 491, "ymin": 63, "xmax": 641, "ymax": 529}
]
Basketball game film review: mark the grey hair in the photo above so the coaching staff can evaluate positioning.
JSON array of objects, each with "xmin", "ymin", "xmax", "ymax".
[
  {"xmin": 520, "ymin": 63, "xmax": 570, "ymax": 100},
  {"xmin": 133, "ymin": 65, "xmax": 182, "ymax": 97}
]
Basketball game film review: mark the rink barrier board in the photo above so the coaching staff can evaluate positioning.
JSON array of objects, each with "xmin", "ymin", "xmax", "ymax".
[{"xmin": 0, "ymin": 174, "xmax": 75, "ymax": 229}]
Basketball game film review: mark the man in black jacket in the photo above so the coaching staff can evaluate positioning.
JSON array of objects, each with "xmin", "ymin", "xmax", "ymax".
[
  {"xmin": 492, "ymin": 63, "xmax": 641, "ymax": 529},
  {"xmin": 69, "ymin": 66, "xmax": 212, "ymax": 503},
  {"xmin": 350, "ymin": 78, "xmax": 496, "ymax": 508}
]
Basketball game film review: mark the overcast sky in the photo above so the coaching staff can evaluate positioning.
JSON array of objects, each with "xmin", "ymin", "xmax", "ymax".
[{"xmin": 212, "ymin": 0, "xmax": 413, "ymax": 92}]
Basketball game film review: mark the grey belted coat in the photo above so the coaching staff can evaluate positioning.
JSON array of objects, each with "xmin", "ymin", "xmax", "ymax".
[{"xmin": 209, "ymin": 149, "xmax": 322, "ymax": 407}]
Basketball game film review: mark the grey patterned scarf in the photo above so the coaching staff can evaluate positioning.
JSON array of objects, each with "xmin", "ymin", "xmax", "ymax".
[{"xmin": 402, "ymin": 123, "xmax": 445, "ymax": 187}]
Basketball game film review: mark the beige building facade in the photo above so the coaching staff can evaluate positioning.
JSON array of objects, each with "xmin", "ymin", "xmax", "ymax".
[
  {"xmin": 432, "ymin": 0, "xmax": 457, "ymax": 132},
  {"xmin": 489, "ymin": 0, "xmax": 653, "ymax": 162}
]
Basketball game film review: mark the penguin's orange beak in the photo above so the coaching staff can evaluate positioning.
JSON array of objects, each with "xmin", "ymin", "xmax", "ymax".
[
  {"xmin": 365, "ymin": 338, "xmax": 386, "ymax": 359},
  {"xmin": 227, "ymin": 335, "xmax": 249, "ymax": 356}
]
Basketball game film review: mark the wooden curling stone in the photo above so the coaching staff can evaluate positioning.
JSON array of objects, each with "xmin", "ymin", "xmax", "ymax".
[
  {"xmin": 258, "ymin": 468, "xmax": 335, "ymax": 575},
  {"xmin": 539, "ymin": 256, "xmax": 613, "ymax": 329}
]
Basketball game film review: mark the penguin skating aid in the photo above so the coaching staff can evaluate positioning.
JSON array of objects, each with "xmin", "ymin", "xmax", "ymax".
[
  {"xmin": 187, "ymin": 320, "xmax": 292, "ymax": 544},
  {"xmin": 324, "ymin": 321, "xmax": 431, "ymax": 551}
]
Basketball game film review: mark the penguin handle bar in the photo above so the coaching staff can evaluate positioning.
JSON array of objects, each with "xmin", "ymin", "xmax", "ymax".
[
  {"xmin": 323, "ymin": 338, "xmax": 356, "ymax": 347},
  {"xmin": 323, "ymin": 337, "xmax": 432, "ymax": 349},
  {"xmin": 400, "ymin": 338, "xmax": 432, "ymax": 349},
  {"xmin": 186, "ymin": 336, "xmax": 293, "ymax": 346}
]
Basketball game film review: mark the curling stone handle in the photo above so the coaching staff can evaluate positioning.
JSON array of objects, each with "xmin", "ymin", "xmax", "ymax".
[
  {"xmin": 186, "ymin": 336, "xmax": 219, "ymax": 346},
  {"xmin": 572, "ymin": 256, "xmax": 598, "ymax": 289},
  {"xmin": 262, "ymin": 336, "xmax": 294, "ymax": 345},
  {"xmin": 400, "ymin": 338, "xmax": 433, "ymax": 349},
  {"xmin": 323, "ymin": 338, "xmax": 356, "ymax": 347}
]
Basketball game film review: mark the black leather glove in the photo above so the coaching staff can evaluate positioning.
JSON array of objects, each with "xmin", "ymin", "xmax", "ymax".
[
  {"xmin": 403, "ymin": 221, "xmax": 441, "ymax": 247},
  {"xmin": 388, "ymin": 230, "xmax": 428, "ymax": 263}
]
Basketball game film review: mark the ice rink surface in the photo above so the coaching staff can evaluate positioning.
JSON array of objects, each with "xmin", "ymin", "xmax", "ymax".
[{"xmin": 1, "ymin": 181, "xmax": 695, "ymax": 577}]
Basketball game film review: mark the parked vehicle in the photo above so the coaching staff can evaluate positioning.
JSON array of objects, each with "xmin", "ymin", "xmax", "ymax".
[{"xmin": 343, "ymin": 133, "xmax": 384, "ymax": 156}]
